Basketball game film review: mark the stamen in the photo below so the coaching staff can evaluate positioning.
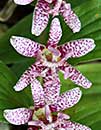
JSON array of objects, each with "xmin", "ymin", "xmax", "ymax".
[
  {"xmin": 48, "ymin": 46, "xmax": 60, "ymax": 56},
  {"xmin": 45, "ymin": 105, "xmax": 52, "ymax": 123}
]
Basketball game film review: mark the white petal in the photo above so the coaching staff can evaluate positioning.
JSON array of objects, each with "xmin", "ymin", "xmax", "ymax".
[
  {"xmin": 10, "ymin": 36, "xmax": 44, "ymax": 57},
  {"xmin": 59, "ymin": 1, "xmax": 81, "ymax": 33},
  {"xmin": 58, "ymin": 38, "xmax": 95, "ymax": 59},
  {"xmin": 14, "ymin": 0, "xmax": 33, "ymax": 5},
  {"xmin": 31, "ymin": 79, "xmax": 45, "ymax": 109},
  {"xmin": 50, "ymin": 87, "xmax": 82, "ymax": 111},
  {"xmin": 47, "ymin": 18, "xmax": 62, "ymax": 48},
  {"xmin": 31, "ymin": 0, "xmax": 50, "ymax": 36},
  {"xmin": 4, "ymin": 108, "xmax": 33, "ymax": 125}
]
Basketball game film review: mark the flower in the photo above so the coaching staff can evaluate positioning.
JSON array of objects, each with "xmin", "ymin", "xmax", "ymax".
[
  {"xmin": 4, "ymin": 79, "xmax": 82, "ymax": 127},
  {"xmin": 10, "ymin": 18, "xmax": 95, "ymax": 92},
  {"xmin": 28, "ymin": 113, "xmax": 91, "ymax": 130},
  {"xmin": 14, "ymin": 0, "xmax": 81, "ymax": 36}
]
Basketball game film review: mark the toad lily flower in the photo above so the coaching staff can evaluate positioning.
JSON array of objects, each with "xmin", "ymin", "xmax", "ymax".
[
  {"xmin": 4, "ymin": 79, "xmax": 82, "ymax": 127},
  {"xmin": 10, "ymin": 18, "xmax": 95, "ymax": 92},
  {"xmin": 14, "ymin": 0, "xmax": 81, "ymax": 36}
]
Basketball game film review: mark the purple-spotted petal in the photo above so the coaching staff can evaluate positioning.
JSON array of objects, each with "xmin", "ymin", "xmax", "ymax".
[
  {"xmin": 58, "ymin": 38, "xmax": 95, "ymax": 59},
  {"xmin": 50, "ymin": 87, "xmax": 82, "ymax": 112},
  {"xmin": 4, "ymin": 108, "xmax": 33, "ymax": 125},
  {"xmin": 59, "ymin": 1, "xmax": 81, "ymax": 33},
  {"xmin": 43, "ymin": 70, "xmax": 61, "ymax": 105},
  {"xmin": 31, "ymin": 0, "xmax": 50, "ymax": 36},
  {"xmin": 14, "ymin": 0, "xmax": 33, "ymax": 5},
  {"xmin": 28, "ymin": 120, "xmax": 45, "ymax": 128},
  {"xmin": 56, "ymin": 120, "xmax": 91, "ymax": 130},
  {"xmin": 57, "ymin": 113, "xmax": 70, "ymax": 120},
  {"xmin": 10, "ymin": 36, "xmax": 44, "ymax": 57},
  {"xmin": 14, "ymin": 63, "xmax": 43, "ymax": 91},
  {"xmin": 60, "ymin": 64, "xmax": 92, "ymax": 89},
  {"xmin": 31, "ymin": 79, "xmax": 45, "ymax": 109},
  {"xmin": 47, "ymin": 18, "xmax": 62, "ymax": 48}
]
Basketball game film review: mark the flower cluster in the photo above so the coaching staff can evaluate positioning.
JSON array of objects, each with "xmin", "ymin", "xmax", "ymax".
[{"xmin": 4, "ymin": 0, "xmax": 96, "ymax": 130}]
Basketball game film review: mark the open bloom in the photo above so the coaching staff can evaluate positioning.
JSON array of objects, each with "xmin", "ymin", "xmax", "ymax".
[
  {"xmin": 14, "ymin": 0, "xmax": 81, "ymax": 36},
  {"xmin": 10, "ymin": 18, "xmax": 95, "ymax": 92},
  {"xmin": 4, "ymin": 79, "xmax": 82, "ymax": 128}
]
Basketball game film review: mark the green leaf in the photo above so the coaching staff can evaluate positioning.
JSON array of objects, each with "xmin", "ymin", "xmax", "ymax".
[
  {"xmin": 0, "ymin": 0, "xmax": 100, "ymax": 64},
  {"xmin": 59, "ymin": 63, "xmax": 101, "ymax": 130},
  {"xmin": 0, "ymin": 61, "xmax": 33, "ymax": 122}
]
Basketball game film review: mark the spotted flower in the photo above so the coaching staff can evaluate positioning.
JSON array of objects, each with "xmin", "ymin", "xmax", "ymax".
[
  {"xmin": 14, "ymin": 0, "xmax": 81, "ymax": 36},
  {"xmin": 4, "ymin": 79, "xmax": 82, "ymax": 128},
  {"xmin": 10, "ymin": 18, "xmax": 95, "ymax": 92}
]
